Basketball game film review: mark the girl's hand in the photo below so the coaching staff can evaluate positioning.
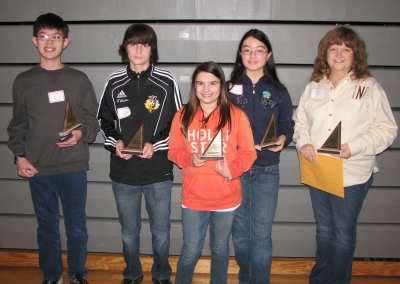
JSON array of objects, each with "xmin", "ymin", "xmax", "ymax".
[
  {"xmin": 268, "ymin": 135, "xmax": 286, "ymax": 152},
  {"xmin": 215, "ymin": 157, "xmax": 231, "ymax": 179},
  {"xmin": 192, "ymin": 153, "xmax": 206, "ymax": 167}
]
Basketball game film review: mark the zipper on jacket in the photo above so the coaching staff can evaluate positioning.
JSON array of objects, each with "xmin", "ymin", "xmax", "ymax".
[{"xmin": 252, "ymin": 84, "xmax": 256, "ymax": 127}]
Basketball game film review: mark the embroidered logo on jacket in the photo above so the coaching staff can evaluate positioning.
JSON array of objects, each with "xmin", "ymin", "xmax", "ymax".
[
  {"xmin": 352, "ymin": 86, "xmax": 369, "ymax": 99},
  {"xmin": 262, "ymin": 90, "xmax": 271, "ymax": 99},
  {"xmin": 260, "ymin": 91, "xmax": 277, "ymax": 109},
  {"xmin": 117, "ymin": 90, "xmax": 127, "ymax": 98},
  {"xmin": 116, "ymin": 90, "xmax": 129, "ymax": 103},
  {"xmin": 144, "ymin": 95, "xmax": 160, "ymax": 113}
]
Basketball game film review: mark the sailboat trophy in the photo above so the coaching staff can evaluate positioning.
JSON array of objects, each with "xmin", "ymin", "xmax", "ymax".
[
  {"xmin": 259, "ymin": 114, "xmax": 278, "ymax": 150},
  {"xmin": 317, "ymin": 122, "xmax": 342, "ymax": 154},
  {"xmin": 199, "ymin": 129, "xmax": 224, "ymax": 160},
  {"xmin": 121, "ymin": 124, "xmax": 144, "ymax": 155},
  {"xmin": 58, "ymin": 100, "xmax": 82, "ymax": 142}
]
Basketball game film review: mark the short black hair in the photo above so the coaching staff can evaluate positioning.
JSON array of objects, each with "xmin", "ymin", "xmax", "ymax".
[
  {"xmin": 33, "ymin": 13, "xmax": 69, "ymax": 38},
  {"xmin": 118, "ymin": 24, "xmax": 159, "ymax": 65}
]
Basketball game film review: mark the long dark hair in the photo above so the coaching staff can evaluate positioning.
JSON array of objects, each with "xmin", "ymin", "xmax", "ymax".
[
  {"xmin": 311, "ymin": 26, "xmax": 370, "ymax": 82},
  {"xmin": 180, "ymin": 62, "xmax": 232, "ymax": 137},
  {"xmin": 118, "ymin": 23, "xmax": 159, "ymax": 65},
  {"xmin": 230, "ymin": 29, "xmax": 281, "ymax": 85}
]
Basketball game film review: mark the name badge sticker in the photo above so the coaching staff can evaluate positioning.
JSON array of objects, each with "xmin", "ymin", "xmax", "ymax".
[
  {"xmin": 48, "ymin": 90, "xmax": 65, "ymax": 103},
  {"xmin": 117, "ymin": 107, "xmax": 131, "ymax": 119},
  {"xmin": 310, "ymin": 89, "xmax": 325, "ymax": 99},
  {"xmin": 230, "ymin": 84, "xmax": 243, "ymax": 95}
]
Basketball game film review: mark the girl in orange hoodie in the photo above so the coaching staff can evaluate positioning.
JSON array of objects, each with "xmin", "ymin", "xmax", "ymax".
[{"xmin": 168, "ymin": 62, "xmax": 256, "ymax": 284}]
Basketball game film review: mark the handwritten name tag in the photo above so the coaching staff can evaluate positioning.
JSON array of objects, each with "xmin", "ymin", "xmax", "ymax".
[
  {"xmin": 117, "ymin": 107, "xmax": 131, "ymax": 119},
  {"xmin": 230, "ymin": 84, "xmax": 243, "ymax": 95},
  {"xmin": 48, "ymin": 90, "xmax": 65, "ymax": 103},
  {"xmin": 311, "ymin": 89, "xmax": 325, "ymax": 99}
]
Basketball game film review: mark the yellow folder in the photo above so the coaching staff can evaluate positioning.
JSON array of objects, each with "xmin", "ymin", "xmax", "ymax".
[{"xmin": 297, "ymin": 151, "xmax": 344, "ymax": 198}]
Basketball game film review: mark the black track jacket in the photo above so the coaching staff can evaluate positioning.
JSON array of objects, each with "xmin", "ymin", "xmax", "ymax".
[{"xmin": 97, "ymin": 64, "xmax": 182, "ymax": 185}]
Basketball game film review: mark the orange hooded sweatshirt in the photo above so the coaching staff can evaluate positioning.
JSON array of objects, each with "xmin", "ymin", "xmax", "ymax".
[{"xmin": 168, "ymin": 105, "xmax": 256, "ymax": 211}]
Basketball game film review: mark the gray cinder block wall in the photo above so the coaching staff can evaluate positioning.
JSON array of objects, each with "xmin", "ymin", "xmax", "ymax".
[{"xmin": 0, "ymin": 0, "xmax": 399, "ymax": 257}]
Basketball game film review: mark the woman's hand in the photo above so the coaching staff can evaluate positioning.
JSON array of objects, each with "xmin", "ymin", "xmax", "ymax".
[
  {"xmin": 332, "ymin": 143, "xmax": 351, "ymax": 159},
  {"xmin": 299, "ymin": 143, "xmax": 316, "ymax": 164}
]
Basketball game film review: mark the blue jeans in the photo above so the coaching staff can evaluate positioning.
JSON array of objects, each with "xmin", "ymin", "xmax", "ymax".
[
  {"xmin": 29, "ymin": 170, "xmax": 88, "ymax": 281},
  {"xmin": 175, "ymin": 208, "xmax": 237, "ymax": 284},
  {"xmin": 309, "ymin": 174, "xmax": 373, "ymax": 284},
  {"xmin": 232, "ymin": 164, "xmax": 279, "ymax": 284},
  {"xmin": 112, "ymin": 179, "xmax": 172, "ymax": 280}
]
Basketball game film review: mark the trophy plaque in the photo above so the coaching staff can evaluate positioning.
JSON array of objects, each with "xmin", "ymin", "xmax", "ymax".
[
  {"xmin": 59, "ymin": 100, "xmax": 82, "ymax": 141},
  {"xmin": 122, "ymin": 124, "xmax": 144, "ymax": 155},
  {"xmin": 259, "ymin": 114, "xmax": 278, "ymax": 150},
  {"xmin": 317, "ymin": 122, "xmax": 342, "ymax": 154},
  {"xmin": 200, "ymin": 129, "xmax": 224, "ymax": 160}
]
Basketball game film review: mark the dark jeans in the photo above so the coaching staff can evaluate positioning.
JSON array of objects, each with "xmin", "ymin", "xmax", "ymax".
[
  {"xmin": 29, "ymin": 170, "xmax": 88, "ymax": 281},
  {"xmin": 112, "ymin": 179, "xmax": 172, "ymax": 280},
  {"xmin": 175, "ymin": 208, "xmax": 237, "ymax": 284},
  {"xmin": 232, "ymin": 164, "xmax": 279, "ymax": 284},
  {"xmin": 309, "ymin": 175, "xmax": 373, "ymax": 284}
]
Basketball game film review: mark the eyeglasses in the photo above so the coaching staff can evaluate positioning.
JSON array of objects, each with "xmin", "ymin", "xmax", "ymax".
[
  {"xmin": 240, "ymin": 49, "xmax": 268, "ymax": 56},
  {"xmin": 36, "ymin": 34, "xmax": 63, "ymax": 42}
]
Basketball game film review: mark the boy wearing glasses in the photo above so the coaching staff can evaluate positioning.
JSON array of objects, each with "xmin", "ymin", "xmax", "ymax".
[
  {"xmin": 7, "ymin": 13, "xmax": 99, "ymax": 284},
  {"xmin": 97, "ymin": 24, "xmax": 182, "ymax": 284}
]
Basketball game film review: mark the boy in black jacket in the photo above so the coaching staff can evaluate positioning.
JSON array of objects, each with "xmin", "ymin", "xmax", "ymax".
[
  {"xmin": 7, "ymin": 13, "xmax": 99, "ymax": 284},
  {"xmin": 97, "ymin": 24, "xmax": 182, "ymax": 284}
]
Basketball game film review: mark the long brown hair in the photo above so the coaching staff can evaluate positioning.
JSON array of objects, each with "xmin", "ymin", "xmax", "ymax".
[
  {"xmin": 180, "ymin": 62, "xmax": 232, "ymax": 137},
  {"xmin": 311, "ymin": 26, "xmax": 370, "ymax": 82}
]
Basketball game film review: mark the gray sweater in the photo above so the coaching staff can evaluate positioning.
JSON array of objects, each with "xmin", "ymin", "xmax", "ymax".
[{"xmin": 7, "ymin": 65, "xmax": 99, "ymax": 176}]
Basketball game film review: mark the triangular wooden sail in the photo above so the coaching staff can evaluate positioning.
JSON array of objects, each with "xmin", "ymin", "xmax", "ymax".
[
  {"xmin": 260, "ymin": 114, "xmax": 278, "ymax": 150},
  {"xmin": 200, "ymin": 129, "xmax": 224, "ymax": 160},
  {"xmin": 59, "ymin": 100, "xmax": 82, "ymax": 136},
  {"xmin": 122, "ymin": 124, "xmax": 144, "ymax": 155},
  {"xmin": 317, "ymin": 122, "xmax": 342, "ymax": 154}
]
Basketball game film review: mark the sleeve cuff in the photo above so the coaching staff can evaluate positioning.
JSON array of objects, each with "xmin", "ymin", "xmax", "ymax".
[
  {"xmin": 295, "ymin": 138, "xmax": 313, "ymax": 151},
  {"xmin": 346, "ymin": 139, "xmax": 361, "ymax": 156}
]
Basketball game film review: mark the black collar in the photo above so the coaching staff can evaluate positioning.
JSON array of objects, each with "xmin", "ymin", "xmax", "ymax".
[{"xmin": 126, "ymin": 64, "xmax": 152, "ymax": 80}]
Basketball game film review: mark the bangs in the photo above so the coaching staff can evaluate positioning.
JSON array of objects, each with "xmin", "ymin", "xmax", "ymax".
[
  {"xmin": 126, "ymin": 33, "xmax": 153, "ymax": 45},
  {"xmin": 123, "ymin": 24, "xmax": 156, "ymax": 46},
  {"xmin": 33, "ymin": 13, "xmax": 69, "ymax": 37},
  {"xmin": 328, "ymin": 37, "xmax": 355, "ymax": 50},
  {"xmin": 325, "ymin": 28, "xmax": 358, "ymax": 50}
]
